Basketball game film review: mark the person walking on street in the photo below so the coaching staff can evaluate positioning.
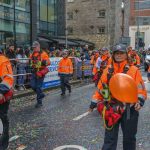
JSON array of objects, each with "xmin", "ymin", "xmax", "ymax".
[
  {"xmin": 58, "ymin": 50, "xmax": 73, "ymax": 96},
  {"xmin": 89, "ymin": 44, "xmax": 147, "ymax": 150},
  {"xmin": 0, "ymin": 50, "xmax": 14, "ymax": 150},
  {"xmin": 30, "ymin": 41, "xmax": 50, "ymax": 108}
]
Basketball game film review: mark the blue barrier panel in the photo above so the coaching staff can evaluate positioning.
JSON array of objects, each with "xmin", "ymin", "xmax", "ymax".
[{"xmin": 76, "ymin": 60, "xmax": 92, "ymax": 78}]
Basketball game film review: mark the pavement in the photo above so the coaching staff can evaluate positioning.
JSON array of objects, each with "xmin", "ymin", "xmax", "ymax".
[{"xmin": 1, "ymin": 70, "xmax": 150, "ymax": 150}]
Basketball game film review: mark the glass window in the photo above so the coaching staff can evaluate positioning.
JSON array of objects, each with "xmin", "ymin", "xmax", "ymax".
[
  {"xmin": 0, "ymin": 0, "xmax": 14, "ymax": 8},
  {"xmin": 48, "ymin": 0, "xmax": 55, "ymax": 22},
  {"xmin": 97, "ymin": 26, "xmax": 105, "ymax": 34},
  {"xmin": 0, "ymin": 6, "xmax": 14, "ymax": 20},
  {"xmin": 15, "ymin": 0, "xmax": 30, "ymax": 12},
  {"xmin": 39, "ymin": 21, "xmax": 47, "ymax": 31},
  {"xmin": 135, "ymin": 1, "xmax": 150, "ymax": 10},
  {"xmin": 98, "ymin": 10, "xmax": 106, "ymax": 18},
  {"xmin": 48, "ymin": 22, "xmax": 55, "ymax": 32},
  {"xmin": 67, "ymin": 27, "xmax": 73, "ymax": 35},
  {"xmin": 68, "ymin": 0, "xmax": 74, "ymax": 2},
  {"xmin": 137, "ymin": 17, "xmax": 150, "ymax": 25},
  {"xmin": 15, "ymin": 22, "xmax": 30, "ymax": 34},
  {"xmin": 40, "ymin": 0, "xmax": 47, "ymax": 21},
  {"xmin": 0, "ymin": 19, "xmax": 13, "ymax": 32},
  {"xmin": 15, "ymin": 10, "xmax": 30, "ymax": 23},
  {"xmin": 67, "ymin": 12, "xmax": 73, "ymax": 20}
]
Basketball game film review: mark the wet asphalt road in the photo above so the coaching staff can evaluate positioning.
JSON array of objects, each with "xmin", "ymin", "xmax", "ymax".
[{"xmin": 5, "ymin": 71, "xmax": 150, "ymax": 150}]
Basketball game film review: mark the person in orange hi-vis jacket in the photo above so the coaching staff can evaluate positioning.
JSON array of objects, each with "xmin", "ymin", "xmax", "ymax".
[
  {"xmin": 98, "ymin": 47, "xmax": 112, "ymax": 78},
  {"xmin": 0, "ymin": 49, "xmax": 14, "ymax": 150},
  {"xmin": 129, "ymin": 49, "xmax": 141, "ymax": 67},
  {"xmin": 127, "ymin": 46, "xmax": 132, "ymax": 56},
  {"xmin": 30, "ymin": 41, "xmax": 50, "ymax": 108},
  {"xmin": 89, "ymin": 44, "xmax": 147, "ymax": 150},
  {"xmin": 100, "ymin": 47, "xmax": 112, "ymax": 71},
  {"xmin": 92, "ymin": 50, "xmax": 100, "ymax": 75},
  {"xmin": 58, "ymin": 50, "xmax": 73, "ymax": 96}
]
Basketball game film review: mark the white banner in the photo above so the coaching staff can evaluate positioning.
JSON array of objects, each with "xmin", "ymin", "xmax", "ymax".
[{"xmin": 43, "ymin": 57, "xmax": 62, "ymax": 89}]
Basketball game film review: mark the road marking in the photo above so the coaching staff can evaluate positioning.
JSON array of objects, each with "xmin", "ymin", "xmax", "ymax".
[
  {"xmin": 73, "ymin": 109, "xmax": 96, "ymax": 121},
  {"xmin": 53, "ymin": 145, "xmax": 87, "ymax": 150}
]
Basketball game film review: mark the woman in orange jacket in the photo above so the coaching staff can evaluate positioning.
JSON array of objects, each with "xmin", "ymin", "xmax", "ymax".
[
  {"xmin": 89, "ymin": 44, "xmax": 147, "ymax": 150},
  {"xmin": 58, "ymin": 50, "xmax": 73, "ymax": 96},
  {"xmin": 0, "ymin": 50, "xmax": 14, "ymax": 150}
]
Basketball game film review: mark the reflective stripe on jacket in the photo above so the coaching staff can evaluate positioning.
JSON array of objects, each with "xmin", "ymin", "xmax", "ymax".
[
  {"xmin": 58, "ymin": 58, "xmax": 73, "ymax": 74},
  {"xmin": 30, "ymin": 51, "xmax": 50, "ymax": 70},
  {"xmin": 0, "ymin": 55, "xmax": 14, "ymax": 91}
]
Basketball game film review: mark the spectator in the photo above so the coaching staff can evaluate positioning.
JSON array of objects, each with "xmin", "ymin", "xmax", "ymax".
[
  {"xmin": 82, "ymin": 45, "xmax": 90, "ymax": 60},
  {"xmin": 16, "ymin": 48, "xmax": 28, "ymax": 91},
  {"xmin": 5, "ymin": 45, "xmax": 16, "ymax": 67}
]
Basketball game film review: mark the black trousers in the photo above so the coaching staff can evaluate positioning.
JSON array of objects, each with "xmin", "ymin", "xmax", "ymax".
[
  {"xmin": 60, "ymin": 75, "xmax": 71, "ymax": 94},
  {"xmin": 0, "ymin": 101, "xmax": 10, "ymax": 150},
  {"xmin": 102, "ymin": 106, "xmax": 139, "ymax": 150}
]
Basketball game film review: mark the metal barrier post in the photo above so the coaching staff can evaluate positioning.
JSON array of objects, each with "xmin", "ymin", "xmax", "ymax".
[{"xmin": 82, "ymin": 59, "xmax": 84, "ymax": 80}]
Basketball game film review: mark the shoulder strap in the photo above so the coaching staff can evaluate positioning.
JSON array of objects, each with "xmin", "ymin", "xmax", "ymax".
[
  {"xmin": 107, "ymin": 63, "xmax": 130, "ymax": 84},
  {"xmin": 107, "ymin": 63, "xmax": 114, "ymax": 84},
  {"xmin": 122, "ymin": 64, "xmax": 130, "ymax": 74}
]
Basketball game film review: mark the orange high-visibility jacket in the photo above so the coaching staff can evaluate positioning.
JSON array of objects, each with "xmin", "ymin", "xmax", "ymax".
[
  {"xmin": 92, "ymin": 60, "xmax": 147, "ymax": 103},
  {"xmin": 58, "ymin": 58, "xmax": 73, "ymax": 74},
  {"xmin": 100, "ymin": 54, "xmax": 112, "ymax": 70},
  {"xmin": 92, "ymin": 57, "xmax": 100, "ymax": 75},
  {"xmin": 90, "ymin": 55, "xmax": 95, "ymax": 65},
  {"xmin": 101, "ymin": 54, "xmax": 112, "ymax": 65},
  {"xmin": 0, "ymin": 55, "xmax": 14, "ymax": 89},
  {"xmin": 132, "ymin": 54, "xmax": 140, "ymax": 65},
  {"xmin": 30, "ymin": 51, "xmax": 50, "ymax": 69},
  {"xmin": 128, "ymin": 51, "xmax": 140, "ymax": 66}
]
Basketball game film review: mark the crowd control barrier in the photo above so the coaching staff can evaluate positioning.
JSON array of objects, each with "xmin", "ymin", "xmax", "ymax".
[{"xmin": 9, "ymin": 57, "xmax": 93, "ymax": 91}]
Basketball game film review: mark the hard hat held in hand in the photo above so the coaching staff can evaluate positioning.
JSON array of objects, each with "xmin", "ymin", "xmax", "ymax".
[{"xmin": 109, "ymin": 73, "xmax": 138, "ymax": 103}]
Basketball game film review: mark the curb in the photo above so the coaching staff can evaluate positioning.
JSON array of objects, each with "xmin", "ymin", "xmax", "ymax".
[{"xmin": 13, "ymin": 80, "xmax": 82, "ymax": 99}]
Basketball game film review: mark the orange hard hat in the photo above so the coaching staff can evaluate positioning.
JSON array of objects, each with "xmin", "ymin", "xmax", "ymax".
[{"xmin": 109, "ymin": 73, "xmax": 138, "ymax": 103}]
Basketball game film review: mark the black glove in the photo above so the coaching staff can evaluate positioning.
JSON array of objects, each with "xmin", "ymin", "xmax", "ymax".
[
  {"xmin": 89, "ymin": 101, "xmax": 97, "ymax": 109},
  {"xmin": 41, "ymin": 60, "xmax": 47, "ymax": 66},
  {"xmin": 138, "ymin": 97, "xmax": 145, "ymax": 107}
]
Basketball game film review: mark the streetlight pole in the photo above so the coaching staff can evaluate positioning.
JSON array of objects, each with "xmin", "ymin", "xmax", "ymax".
[
  {"xmin": 65, "ymin": 0, "xmax": 68, "ymax": 49},
  {"xmin": 121, "ymin": 1, "xmax": 125, "ymax": 37},
  {"xmin": 136, "ymin": 0, "xmax": 140, "ymax": 51},
  {"xmin": 107, "ymin": 0, "xmax": 111, "ymax": 49},
  {"xmin": 13, "ymin": 0, "xmax": 16, "ymax": 50}
]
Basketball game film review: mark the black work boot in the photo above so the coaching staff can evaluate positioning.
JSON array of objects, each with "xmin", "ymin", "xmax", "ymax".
[
  {"xmin": 0, "ymin": 134, "xmax": 9, "ymax": 150},
  {"xmin": 35, "ymin": 103, "xmax": 43, "ymax": 108}
]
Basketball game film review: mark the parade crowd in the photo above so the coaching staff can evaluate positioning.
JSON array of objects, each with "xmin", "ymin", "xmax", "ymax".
[{"xmin": 0, "ymin": 41, "xmax": 150, "ymax": 150}]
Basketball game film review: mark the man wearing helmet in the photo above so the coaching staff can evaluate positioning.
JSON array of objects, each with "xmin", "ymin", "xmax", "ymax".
[{"xmin": 89, "ymin": 44, "xmax": 147, "ymax": 150}]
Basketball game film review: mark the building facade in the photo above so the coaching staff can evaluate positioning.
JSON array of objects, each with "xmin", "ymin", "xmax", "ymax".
[
  {"xmin": 0, "ymin": 0, "xmax": 31, "ymax": 48},
  {"xmin": 66, "ymin": 0, "xmax": 130, "ymax": 48},
  {"xmin": 0, "ymin": 0, "xmax": 65, "ymax": 49},
  {"xmin": 129, "ymin": 0, "xmax": 150, "ymax": 49}
]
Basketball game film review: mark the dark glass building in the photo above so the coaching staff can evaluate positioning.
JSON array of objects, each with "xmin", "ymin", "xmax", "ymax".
[
  {"xmin": 0, "ymin": 0, "xmax": 65, "ymax": 49},
  {"xmin": 37, "ymin": 0, "xmax": 57, "ymax": 35},
  {"xmin": 0, "ymin": 0, "xmax": 31, "ymax": 48}
]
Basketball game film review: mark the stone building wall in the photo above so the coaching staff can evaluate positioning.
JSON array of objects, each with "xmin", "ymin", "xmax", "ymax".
[{"xmin": 66, "ymin": 0, "xmax": 130, "ymax": 48}]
